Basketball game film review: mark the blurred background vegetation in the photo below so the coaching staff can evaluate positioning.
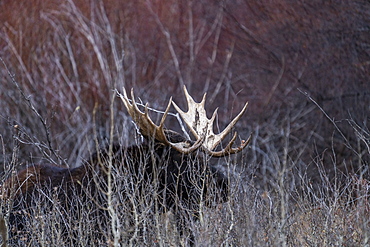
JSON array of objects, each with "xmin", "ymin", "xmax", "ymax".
[{"xmin": 0, "ymin": 0, "xmax": 369, "ymax": 246}]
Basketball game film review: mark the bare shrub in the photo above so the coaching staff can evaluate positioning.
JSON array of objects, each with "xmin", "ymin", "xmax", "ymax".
[{"xmin": 1, "ymin": 0, "xmax": 369, "ymax": 246}]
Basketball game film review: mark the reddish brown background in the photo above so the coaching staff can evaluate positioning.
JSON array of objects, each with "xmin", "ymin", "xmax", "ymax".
[{"xmin": 0, "ymin": 0, "xmax": 369, "ymax": 178}]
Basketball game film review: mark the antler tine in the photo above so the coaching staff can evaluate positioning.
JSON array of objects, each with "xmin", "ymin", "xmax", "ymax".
[
  {"xmin": 172, "ymin": 86, "xmax": 209, "ymax": 140},
  {"xmin": 119, "ymin": 88, "xmax": 168, "ymax": 143},
  {"xmin": 119, "ymin": 88, "xmax": 203, "ymax": 154},
  {"xmin": 172, "ymin": 85, "xmax": 250, "ymax": 157},
  {"xmin": 211, "ymin": 101, "xmax": 249, "ymax": 149},
  {"xmin": 206, "ymin": 132, "xmax": 252, "ymax": 157}
]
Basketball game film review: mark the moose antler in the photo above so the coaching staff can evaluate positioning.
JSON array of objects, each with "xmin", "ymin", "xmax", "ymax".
[
  {"xmin": 119, "ymin": 88, "xmax": 203, "ymax": 154},
  {"xmin": 172, "ymin": 86, "xmax": 250, "ymax": 157}
]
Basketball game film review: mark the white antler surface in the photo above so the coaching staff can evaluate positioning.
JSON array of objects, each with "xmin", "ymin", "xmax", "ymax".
[{"xmin": 172, "ymin": 86, "xmax": 250, "ymax": 157}]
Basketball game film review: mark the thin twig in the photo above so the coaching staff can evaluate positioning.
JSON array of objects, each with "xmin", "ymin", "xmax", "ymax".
[
  {"xmin": 298, "ymin": 88, "xmax": 355, "ymax": 152},
  {"xmin": 0, "ymin": 57, "xmax": 65, "ymax": 166}
]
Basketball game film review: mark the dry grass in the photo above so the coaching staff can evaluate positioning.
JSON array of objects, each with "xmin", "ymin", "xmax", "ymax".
[{"xmin": 0, "ymin": 0, "xmax": 369, "ymax": 246}]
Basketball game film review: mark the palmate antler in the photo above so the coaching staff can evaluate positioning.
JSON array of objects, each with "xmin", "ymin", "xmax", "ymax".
[
  {"xmin": 119, "ymin": 86, "xmax": 250, "ymax": 157},
  {"xmin": 119, "ymin": 88, "xmax": 203, "ymax": 154},
  {"xmin": 173, "ymin": 86, "xmax": 250, "ymax": 157}
]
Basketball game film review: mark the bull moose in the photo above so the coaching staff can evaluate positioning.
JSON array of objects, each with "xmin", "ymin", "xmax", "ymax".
[{"xmin": 0, "ymin": 86, "xmax": 250, "ymax": 246}]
